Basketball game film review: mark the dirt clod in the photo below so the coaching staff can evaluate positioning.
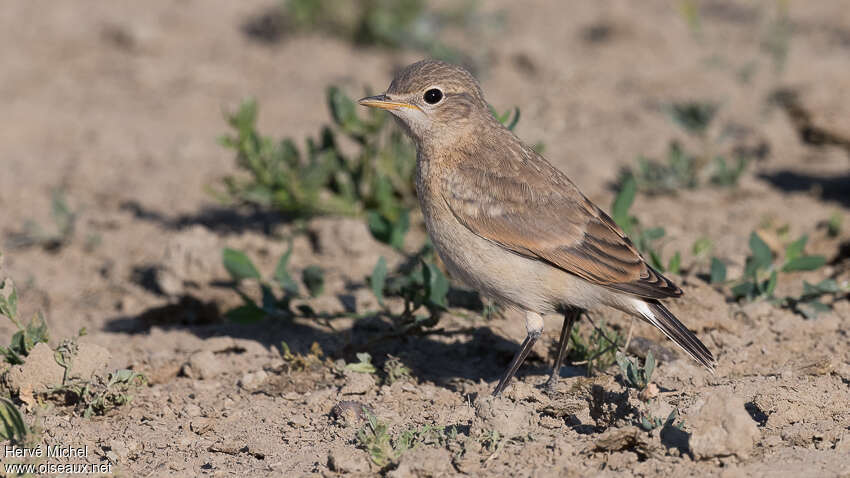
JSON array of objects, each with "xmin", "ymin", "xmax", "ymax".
[
  {"xmin": 474, "ymin": 394, "xmax": 536, "ymax": 438},
  {"xmin": 182, "ymin": 350, "xmax": 223, "ymax": 380},
  {"xmin": 327, "ymin": 444, "xmax": 371, "ymax": 474},
  {"xmin": 388, "ymin": 447, "xmax": 454, "ymax": 478},
  {"xmin": 688, "ymin": 392, "xmax": 760, "ymax": 459},
  {"xmin": 4, "ymin": 342, "xmax": 111, "ymax": 397}
]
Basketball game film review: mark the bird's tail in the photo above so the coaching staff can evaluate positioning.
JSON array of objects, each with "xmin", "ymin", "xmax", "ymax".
[{"xmin": 636, "ymin": 300, "xmax": 716, "ymax": 372}]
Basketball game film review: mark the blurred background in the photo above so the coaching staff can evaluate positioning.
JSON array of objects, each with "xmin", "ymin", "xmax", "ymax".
[{"xmin": 0, "ymin": 1, "xmax": 849, "ymax": 474}]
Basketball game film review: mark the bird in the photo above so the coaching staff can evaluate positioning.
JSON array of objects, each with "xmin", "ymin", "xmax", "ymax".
[{"xmin": 359, "ymin": 59, "xmax": 715, "ymax": 396}]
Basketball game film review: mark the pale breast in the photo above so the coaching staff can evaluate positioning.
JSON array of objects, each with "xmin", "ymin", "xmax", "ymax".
[{"xmin": 416, "ymin": 168, "xmax": 605, "ymax": 313}]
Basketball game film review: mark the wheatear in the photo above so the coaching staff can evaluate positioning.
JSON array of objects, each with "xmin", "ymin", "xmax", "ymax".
[{"xmin": 359, "ymin": 60, "xmax": 714, "ymax": 395}]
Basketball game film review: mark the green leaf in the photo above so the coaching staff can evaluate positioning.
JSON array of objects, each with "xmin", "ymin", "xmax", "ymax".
[
  {"xmin": 644, "ymin": 350, "xmax": 656, "ymax": 384},
  {"xmin": 273, "ymin": 245, "xmax": 299, "ymax": 295},
  {"xmin": 748, "ymin": 232, "xmax": 773, "ymax": 271},
  {"xmin": 692, "ymin": 237, "xmax": 712, "ymax": 256},
  {"xmin": 0, "ymin": 397, "xmax": 28, "ymax": 443},
  {"xmin": 798, "ymin": 300, "xmax": 831, "ymax": 319},
  {"xmin": 667, "ymin": 252, "xmax": 681, "ymax": 275},
  {"xmin": 731, "ymin": 281, "xmax": 755, "ymax": 300},
  {"xmin": 222, "ymin": 248, "xmax": 261, "ymax": 282},
  {"xmin": 785, "ymin": 235, "xmax": 808, "ymax": 261},
  {"xmin": 710, "ymin": 257, "xmax": 727, "ymax": 284},
  {"xmin": 302, "ymin": 265, "xmax": 325, "ymax": 297},
  {"xmin": 423, "ymin": 260, "xmax": 449, "ymax": 308},
  {"xmin": 389, "ymin": 209, "xmax": 410, "ymax": 250},
  {"xmin": 345, "ymin": 352, "xmax": 377, "ymax": 374},
  {"xmin": 782, "ymin": 255, "xmax": 826, "ymax": 272},
  {"xmin": 611, "ymin": 176, "xmax": 636, "ymax": 231},
  {"xmin": 371, "ymin": 257, "xmax": 388, "ymax": 306},
  {"xmin": 226, "ymin": 303, "xmax": 267, "ymax": 323},
  {"xmin": 763, "ymin": 270, "xmax": 778, "ymax": 297},
  {"xmin": 803, "ymin": 279, "xmax": 840, "ymax": 295}
]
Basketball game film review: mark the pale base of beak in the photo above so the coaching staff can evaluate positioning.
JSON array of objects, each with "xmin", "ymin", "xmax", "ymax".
[{"xmin": 358, "ymin": 95, "xmax": 421, "ymax": 112}]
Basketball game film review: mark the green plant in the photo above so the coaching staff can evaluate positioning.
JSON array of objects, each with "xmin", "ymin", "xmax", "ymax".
[
  {"xmin": 610, "ymin": 176, "xmax": 680, "ymax": 273},
  {"xmin": 356, "ymin": 411, "xmax": 457, "ymax": 467},
  {"xmin": 221, "ymin": 245, "xmax": 324, "ymax": 323},
  {"xmin": 52, "ymin": 369, "xmax": 146, "ymax": 418},
  {"xmin": 729, "ymin": 232, "xmax": 825, "ymax": 302},
  {"xmin": 345, "ymin": 352, "xmax": 377, "ymax": 374},
  {"xmin": 0, "ymin": 397, "xmax": 29, "ymax": 444},
  {"xmin": 568, "ymin": 321, "xmax": 622, "ymax": 375},
  {"xmin": 369, "ymin": 248, "xmax": 449, "ymax": 337},
  {"xmin": 0, "ymin": 278, "xmax": 49, "ymax": 366},
  {"xmin": 712, "ymin": 231, "xmax": 844, "ymax": 317},
  {"xmin": 780, "ymin": 279, "xmax": 850, "ymax": 319},
  {"xmin": 640, "ymin": 409, "xmax": 684, "ymax": 432},
  {"xmin": 253, "ymin": 0, "xmax": 498, "ymax": 65},
  {"xmin": 616, "ymin": 351, "xmax": 655, "ymax": 392},
  {"xmin": 383, "ymin": 355, "xmax": 411, "ymax": 384},
  {"xmin": 6, "ymin": 190, "xmax": 76, "ymax": 251}
]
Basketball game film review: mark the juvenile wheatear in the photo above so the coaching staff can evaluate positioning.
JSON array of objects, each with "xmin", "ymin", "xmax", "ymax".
[{"xmin": 360, "ymin": 60, "xmax": 715, "ymax": 396}]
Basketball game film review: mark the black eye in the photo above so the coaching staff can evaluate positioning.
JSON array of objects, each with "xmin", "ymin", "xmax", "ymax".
[{"xmin": 423, "ymin": 88, "xmax": 443, "ymax": 104}]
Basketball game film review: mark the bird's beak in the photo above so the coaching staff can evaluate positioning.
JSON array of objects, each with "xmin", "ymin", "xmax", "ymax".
[{"xmin": 358, "ymin": 94, "xmax": 420, "ymax": 112}]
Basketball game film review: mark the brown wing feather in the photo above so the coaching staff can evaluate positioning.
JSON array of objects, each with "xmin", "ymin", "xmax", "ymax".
[{"xmin": 443, "ymin": 149, "xmax": 681, "ymax": 299}]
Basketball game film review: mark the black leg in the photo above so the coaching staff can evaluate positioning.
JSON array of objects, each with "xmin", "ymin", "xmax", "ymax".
[
  {"xmin": 545, "ymin": 307, "xmax": 581, "ymax": 394},
  {"xmin": 493, "ymin": 330, "xmax": 541, "ymax": 396},
  {"xmin": 492, "ymin": 311, "xmax": 544, "ymax": 396}
]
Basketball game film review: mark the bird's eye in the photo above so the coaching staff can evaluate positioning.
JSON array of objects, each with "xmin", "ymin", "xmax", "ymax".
[{"xmin": 423, "ymin": 88, "xmax": 443, "ymax": 104}]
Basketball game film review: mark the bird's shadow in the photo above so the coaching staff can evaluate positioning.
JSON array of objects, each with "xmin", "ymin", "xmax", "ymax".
[
  {"xmin": 758, "ymin": 170, "xmax": 850, "ymax": 208},
  {"xmin": 103, "ymin": 292, "xmax": 574, "ymax": 390}
]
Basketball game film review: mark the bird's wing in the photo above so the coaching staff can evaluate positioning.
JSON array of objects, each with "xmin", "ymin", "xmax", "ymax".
[{"xmin": 442, "ymin": 156, "xmax": 681, "ymax": 299}]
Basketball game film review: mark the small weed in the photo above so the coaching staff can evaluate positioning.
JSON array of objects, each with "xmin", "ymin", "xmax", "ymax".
[
  {"xmin": 611, "ymin": 177, "xmax": 680, "ymax": 274},
  {"xmin": 368, "ymin": 249, "xmax": 449, "ymax": 337},
  {"xmin": 345, "ymin": 352, "xmax": 377, "ymax": 374},
  {"xmin": 382, "ymin": 355, "xmax": 411, "ymax": 384},
  {"xmin": 356, "ymin": 411, "xmax": 457, "ymax": 467},
  {"xmin": 221, "ymin": 245, "xmax": 324, "ymax": 323},
  {"xmin": 246, "ymin": 0, "xmax": 500, "ymax": 66},
  {"xmin": 51, "ymin": 369, "xmax": 146, "ymax": 418},
  {"xmin": 640, "ymin": 409, "xmax": 684, "ymax": 432},
  {"xmin": 712, "ymin": 231, "xmax": 846, "ymax": 317},
  {"xmin": 478, "ymin": 429, "xmax": 503, "ymax": 453},
  {"xmin": 0, "ymin": 269, "xmax": 50, "ymax": 366},
  {"xmin": 624, "ymin": 100, "xmax": 753, "ymax": 195},
  {"xmin": 780, "ymin": 279, "xmax": 850, "ymax": 319},
  {"xmin": 730, "ymin": 232, "xmax": 825, "ymax": 302},
  {"xmin": 616, "ymin": 351, "xmax": 655, "ymax": 392},
  {"xmin": 6, "ymin": 190, "xmax": 76, "ymax": 251},
  {"xmin": 569, "ymin": 321, "xmax": 622, "ymax": 375},
  {"xmin": 0, "ymin": 397, "xmax": 29, "ymax": 444},
  {"xmin": 825, "ymin": 212, "xmax": 842, "ymax": 238},
  {"xmin": 279, "ymin": 341, "xmax": 325, "ymax": 372}
]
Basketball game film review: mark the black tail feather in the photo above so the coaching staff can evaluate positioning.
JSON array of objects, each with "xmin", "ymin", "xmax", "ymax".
[{"xmin": 643, "ymin": 300, "xmax": 715, "ymax": 372}]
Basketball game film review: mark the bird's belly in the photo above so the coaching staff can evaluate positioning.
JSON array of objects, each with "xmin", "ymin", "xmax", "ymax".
[{"xmin": 424, "ymin": 210, "xmax": 604, "ymax": 313}]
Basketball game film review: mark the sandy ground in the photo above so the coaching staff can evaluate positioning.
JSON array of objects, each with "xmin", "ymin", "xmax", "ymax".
[{"xmin": 1, "ymin": 0, "xmax": 849, "ymax": 476}]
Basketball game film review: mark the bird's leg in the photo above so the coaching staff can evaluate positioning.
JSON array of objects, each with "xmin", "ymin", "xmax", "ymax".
[
  {"xmin": 623, "ymin": 316, "xmax": 635, "ymax": 354},
  {"xmin": 492, "ymin": 311, "xmax": 543, "ymax": 396},
  {"xmin": 545, "ymin": 307, "xmax": 581, "ymax": 394}
]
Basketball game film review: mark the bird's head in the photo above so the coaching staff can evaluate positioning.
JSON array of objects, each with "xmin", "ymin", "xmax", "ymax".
[{"xmin": 359, "ymin": 60, "xmax": 492, "ymax": 148}]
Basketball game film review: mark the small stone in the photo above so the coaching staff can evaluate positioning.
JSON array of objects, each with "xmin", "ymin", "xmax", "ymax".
[
  {"xmin": 288, "ymin": 414, "xmax": 308, "ymax": 428},
  {"xmin": 689, "ymin": 392, "xmax": 760, "ymax": 459},
  {"xmin": 184, "ymin": 404, "xmax": 202, "ymax": 418},
  {"xmin": 238, "ymin": 370, "xmax": 268, "ymax": 391},
  {"xmin": 327, "ymin": 445, "xmax": 370, "ymax": 473},
  {"xmin": 184, "ymin": 350, "xmax": 223, "ymax": 380},
  {"xmin": 388, "ymin": 447, "xmax": 453, "ymax": 478},
  {"xmin": 340, "ymin": 370, "xmax": 376, "ymax": 395}
]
